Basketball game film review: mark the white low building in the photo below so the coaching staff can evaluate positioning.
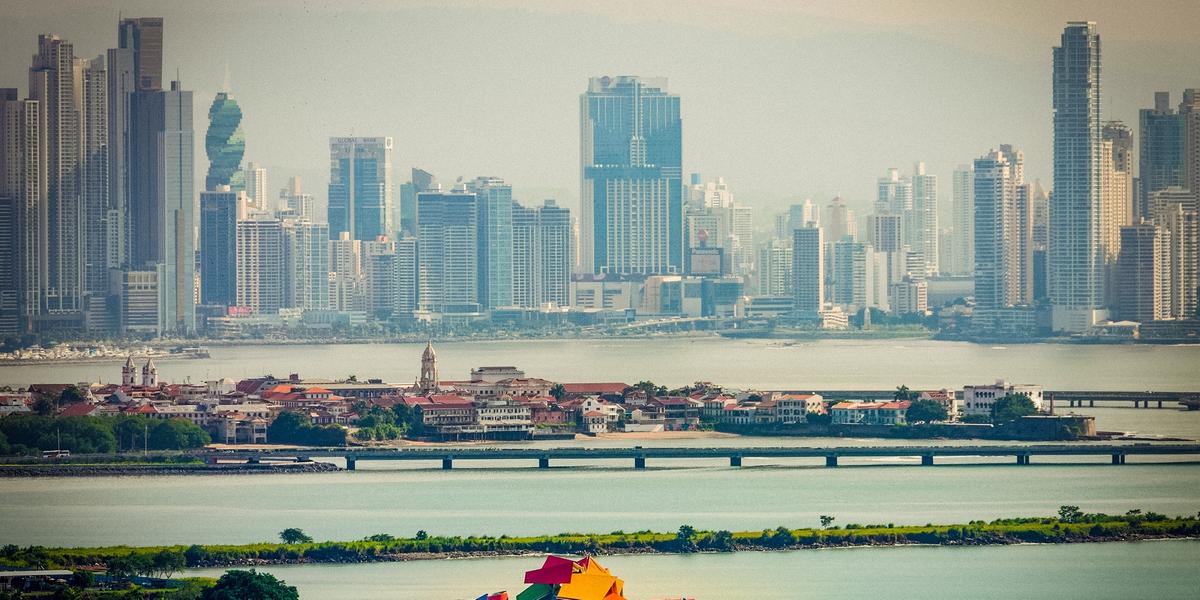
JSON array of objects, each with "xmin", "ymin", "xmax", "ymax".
[{"xmin": 962, "ymin": 381, "xmax": 1044, "ymax": 416}]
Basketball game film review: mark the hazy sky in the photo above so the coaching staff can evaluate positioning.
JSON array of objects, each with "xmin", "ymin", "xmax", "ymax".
[{"xmin": 3, "ymin": 0, "xmax": 1199, "ymax": 229}]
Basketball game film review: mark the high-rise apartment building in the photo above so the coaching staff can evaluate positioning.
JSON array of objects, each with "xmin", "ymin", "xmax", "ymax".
[
  {"xmin": 199, "ymin": 189, "xmax": 238, "ymax": 307},
  {"xmin": 792, "ymin": 226, "xmax": 824, "ymax": 317},
  {"xmin": 235, "ymin": 217, "xmax": 283, "ymax": 314},
  {"xmin": 911, "ymin": 162, "xmax": 939, "ymax": 275},
  {"xmin": 580, "ymin": 76, "xmax": 682, "ymax": 275},
  {"xmin": 329, "ymin": 231, "xmax": 362, "ymax": 312},
  {"xmin": 949, "ymin": 165, "xmax": 974, "ymax": 276},
  {"xmin": 1050, "ymin": 21, "xmax": 1105, "ymax": 332},
  {"xmin": 512, "ymin": 200, "xmax": 571, "ymax": 309},
  {"xmin": 1100, "ymin": 121, "xmax": 1134, "ymax": 260},
  {"xmin": 395, "ymin": 237, "xmax": 418, "ymax": 315},
  {"xmin": 1139, "ymin": 92, "xmax": 1187, "ymax": 221},
  {"xmin": 973, "ymin": 146, "xmax": 1033, "ymax": 330},
  {"xmin": 244, "ymin": 161, "xmax": 266, "ymax": 211},
  {"xmin": 417, "ymin": 191, "xmax": 478, "ymax": 312},
  {"xmin": 362, "ymin": 237, "xmax": 397, "ymax": 319},
  {"xmin": 0, "ymin": 89, "xmax": 42, "ymax": 333},
  {"xmin": 757, "ymin": 239, "xmax": 793, "ymax": 297},
  {"xmin": 466, "ymin": 176, "xmax": 514, "ymax": 310},
  {"xmin": 1151, "ymin": 187, "xmax": 1198, "ymax": 319},
  {"xmin": 282, "ymin": 219, "xmax": 330, "ymax": 311},
  {"xmin": 328, "ymin": 137, "xmax": 393, "ymax": 242},
  {"xmin": 277, "ymin": 176, "xmax": 312, "ymax": 220},
  {"xmin": 29, "ymin": 35, "xmax": 84, "ymax": 321},
  {"xmin": 830, "ymin": 239, "xmax": 887, "ymax": 313},
  {"xmin": 876, "ymin": 168, "xmax": 912, "ymax": 216},
  {"xmin": 1114, "ymin": 223, "xmax": 1167, "ymax": 322},
  {"xmin": 1183, "ymin": 90, "xmax": 1200, "ymax": 202}
]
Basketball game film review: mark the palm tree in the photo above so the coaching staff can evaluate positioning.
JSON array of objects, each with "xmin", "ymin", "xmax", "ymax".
[{"xmin": 894, "ymin": 385, "xmax": 914, "ymax": 401}]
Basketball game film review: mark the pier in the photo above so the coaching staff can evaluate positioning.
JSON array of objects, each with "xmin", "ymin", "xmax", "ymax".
[{"xmin": 202, "ymin": 444, "xmax": 1200, "ymax": 470}]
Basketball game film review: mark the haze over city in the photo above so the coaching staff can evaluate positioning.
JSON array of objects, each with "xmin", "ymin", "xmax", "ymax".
[
  {"xmin": 2, "ymin": 2, "xmax": 1200, "ymax": 598},
  {"xmin": 2, "ymin": 0, "xmax": 1198, "ymax": 223}
]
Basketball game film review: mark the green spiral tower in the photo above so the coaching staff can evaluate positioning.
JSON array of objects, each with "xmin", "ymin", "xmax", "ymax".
[{"xmin": 205, "ymin": 91, "xmax": 245, "ymax": 191}]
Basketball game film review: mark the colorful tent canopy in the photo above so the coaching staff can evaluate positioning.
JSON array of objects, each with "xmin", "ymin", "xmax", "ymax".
[
  {"xmin": 475, "ymin": 593, "xmax": 509, "ymax": 600},
  {"xmin": 511, "ymin": 555, "xmax": 626, "ymax": 600}
]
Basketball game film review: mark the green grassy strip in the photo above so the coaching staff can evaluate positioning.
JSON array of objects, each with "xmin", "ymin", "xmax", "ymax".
[{"xmin": 4, "ymin": 515, "xmax": 1197, "ymax": 570}]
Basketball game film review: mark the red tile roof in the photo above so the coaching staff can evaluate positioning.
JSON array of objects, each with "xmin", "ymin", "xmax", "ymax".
[{"xmin": 59, "ymin": 403, "xmax": 99, "ymax": 417}]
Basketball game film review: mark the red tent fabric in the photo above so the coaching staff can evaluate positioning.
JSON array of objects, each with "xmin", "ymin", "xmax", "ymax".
[{"xmin": 524, "ymin": 555, "xmax": 577, "ymax": 584}]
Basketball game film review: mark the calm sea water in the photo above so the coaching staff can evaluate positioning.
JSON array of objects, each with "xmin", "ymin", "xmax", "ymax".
[
  {"xmin": 184, "ymin": 540, "xmax": 1200, "ymax": 600},
  {"xmin": 3, "ymin": 339, "xmax": 1198, "ymax": 598},
  {"xmin": 2, "ymin": 337, "xmax": 1199, "ymax": 390}
]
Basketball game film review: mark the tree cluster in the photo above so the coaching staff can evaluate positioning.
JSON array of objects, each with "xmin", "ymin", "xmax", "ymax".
[
  {"xmin": 266, "ymin": 411, "xmax": 346, "ymax": 446},
  {"xmin": 0, "ymin": 414, "xmax": 209, "ymax": 455}
]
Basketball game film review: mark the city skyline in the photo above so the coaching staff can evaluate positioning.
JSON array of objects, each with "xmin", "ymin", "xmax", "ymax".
[{"xmin": 2, "ymin": 2, "xmax": 1198, "ymax": 225}]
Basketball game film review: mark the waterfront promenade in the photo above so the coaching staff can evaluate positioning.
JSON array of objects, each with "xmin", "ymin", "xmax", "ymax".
[{"xmin": 206, "ymin": 443, "xmax": 1200, "ymax": 469}]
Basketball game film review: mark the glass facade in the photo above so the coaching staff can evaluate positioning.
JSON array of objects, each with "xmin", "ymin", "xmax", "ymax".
[
  {"xmin": 204, "ymin": 92, "xmax": 244, "ymax": 191},
  {"xmin": 581, "ymin": 76, "xmax": 682, "ymax": 275}
]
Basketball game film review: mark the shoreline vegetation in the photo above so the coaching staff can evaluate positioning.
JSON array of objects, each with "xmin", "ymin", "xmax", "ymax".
[{"xmin": 5, "ymin": 512, "xmax": 1197, "ymax": 572}]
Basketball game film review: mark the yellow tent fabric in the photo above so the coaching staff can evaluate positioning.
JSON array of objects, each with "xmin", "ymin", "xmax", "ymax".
[{"xmin": 557, "ymin": 573, "xmax": 619, "ymax": 600}]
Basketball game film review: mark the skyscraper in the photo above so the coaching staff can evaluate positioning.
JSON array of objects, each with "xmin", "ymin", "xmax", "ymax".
[
  {"xmin": 199, "ymin": 188, "xmax": 238, "ymax": 307},
  {"xmin": 236, "ymin": 217, "xmax": 283, "ymax": 314},
  {"xmin": 756, "ymin": 239, "xmax": 793, "ymax": 297},
  {"xmin": 204, "ymin": 91, "xmax": 244, "ymax": 191},
  {"xmin": 0, "ymin": 89, "xmax": 42, "ymax": 333},
  {"xmin": 399, "ymin": 167, "xmax": 436, "ymax": 237},
  {"xmin": 1151, "ymin": 187, "xmax": 1198, "ymax": 319},
  {"xmin": 466, "ymin": 176, "xmax": 514, "ymax": 310},
  {"xmin": 244, "ymin": 161, "xmax": 266, "ymax": 211},
  {"xmin": 1100, "ymin": 121, "xmax": 1134, "ymax": 255},
  {"xmin": 417, "ymin": 191, "xmax": 478, "ymax": 312},
  {"xmin": 1050, "ymin": 21, "xmax": 1105, "ymax": 332},
  {"xmin": 792, "ymin": 226, "xmax": 824, "ymax": 317},
  {"xmin": 824, "ymin": 196, "xmax": 856, "ymax": 242},
  {"xmin": 973, "ymin": 146, "xmax": 1033, "ymax": 330},
  {"xmin": 277, "ymin": 176, "xmax": 312, "ymax": 220},
  {"xmin": 80, "ymin": 55, "xmax": 109, "ymax": 330},
  {"xmin": 29, "ymin": 35, "xmax": 84, "ymax": 320},
  {"xmin": 1114, "ymin": 223, "xmax": 1166, "ymax": 322},
  {"xmin": 1183, "ymin": 90, "xmax": 1200, "ymax": 201},
  {"xmin": 108, "ymin": 20, "xmax": 159, "ymax": 273},
  {"xmin": 911, "ymin": 162, "xmax": 939, "ymax": 275},
  {"xmin": 362, "ymin": 236, "xmax": 397, "ymax": 319},
  {"xmin": 512, "ymin": 200, "xmax": 571, "ymax": 309},
  {"xmin": 129, "ymin": 80, "xmax": 195, "ymax": 335},
  {"xmin": 949, "ymin": 164, "xmax": 974, "ymax": 276},
  {"xmin": 328, "ymin": 137, "xmax": 393, "ymax": 242},
  {"xmin": 1138, "ymin": 92, "xmax": 1186, "ymax": 220},
  {"xmin": 580, "ymin": 76, "xmax": 682, "ymax": 275},
  {"xmin": 117, "ymin": 17, "xmax": 162, "ymax": 92},
  {"xmin": 329, "ymin": 231, "xmax": 362, "ymax": 312}
]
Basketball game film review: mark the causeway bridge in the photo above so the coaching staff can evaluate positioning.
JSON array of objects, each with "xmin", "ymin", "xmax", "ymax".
[
  {"xmin": 802, "ymin": 390, "xmax": 1199, "ymax": 409},
  {"xmin": 203, "ymin": 444, "xmax": 1200, "ymax": 470}
]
